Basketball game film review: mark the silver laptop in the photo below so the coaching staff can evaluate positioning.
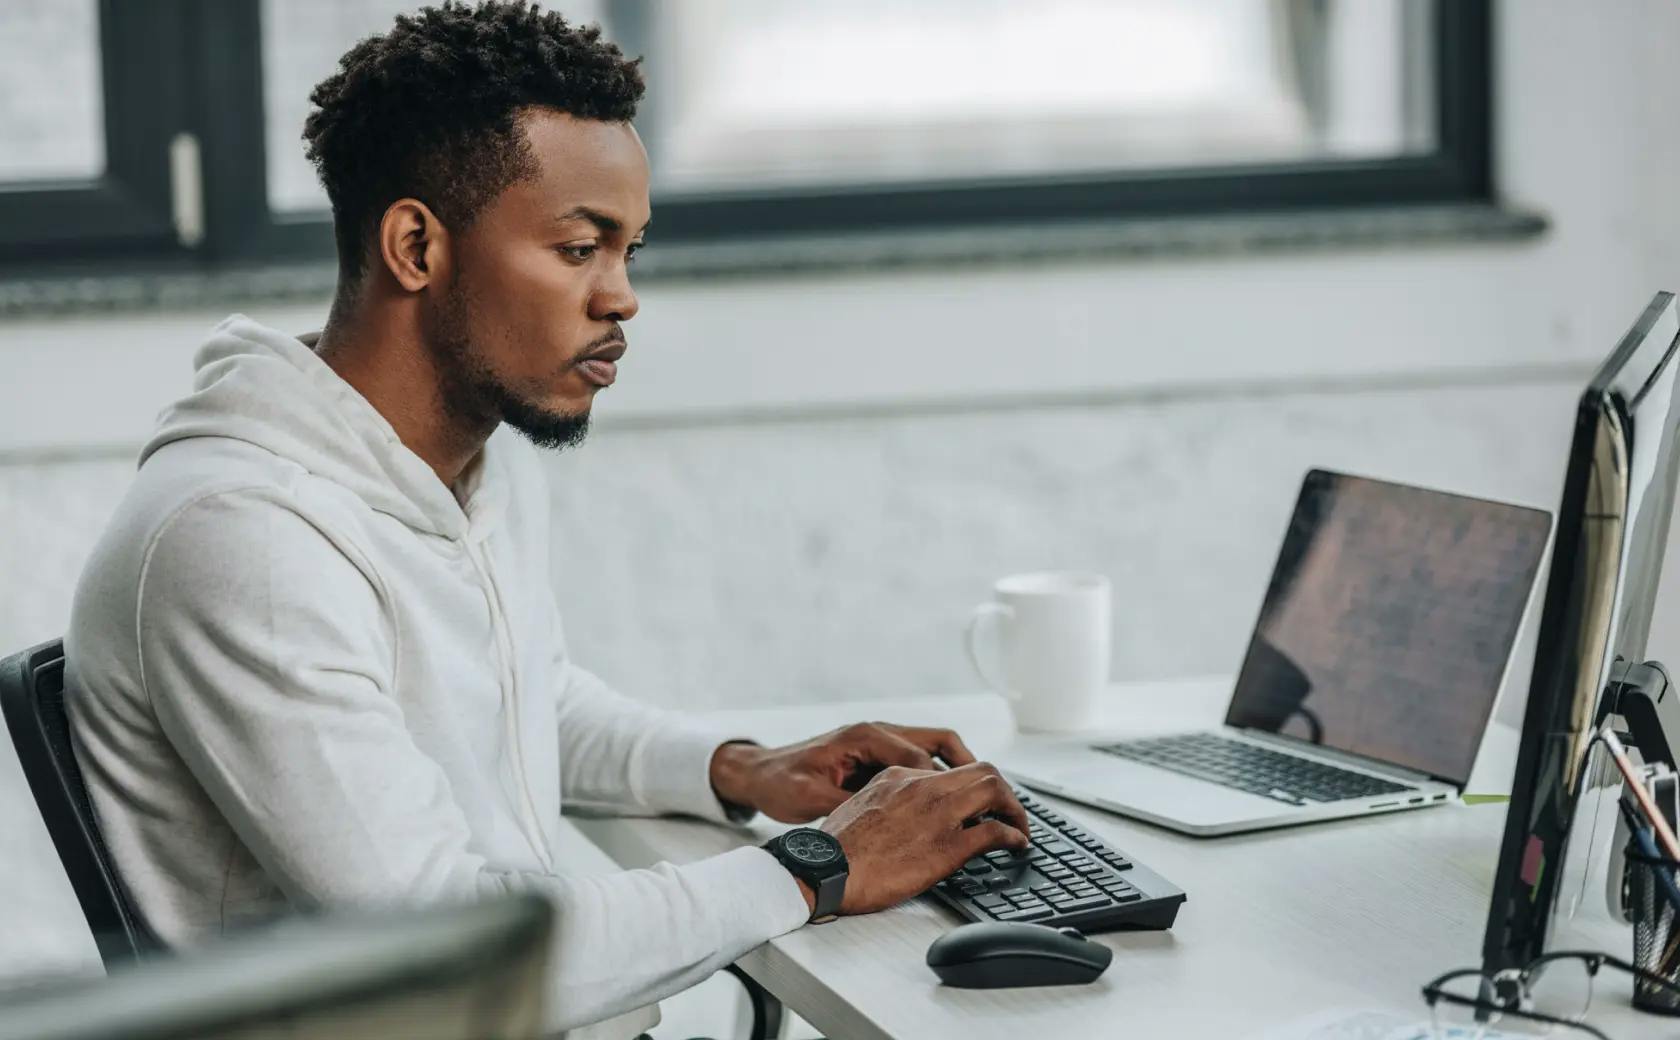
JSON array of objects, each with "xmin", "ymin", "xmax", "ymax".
[{"xmin": 1003, "ymin": 469, "xmax": 1552, "ymax": 837}]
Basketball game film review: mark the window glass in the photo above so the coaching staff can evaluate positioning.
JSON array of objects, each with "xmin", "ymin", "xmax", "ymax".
[
  {"xmin": 0, "ymin": 0, "xmax": 106, "ymax": 183},
  {"xmin": 261, "ymin": 0, "xmax": 607, "ymax": 213},
  {"xmin": 643, "ymin": 0, "xmax": 1435, "ymax": 194}
]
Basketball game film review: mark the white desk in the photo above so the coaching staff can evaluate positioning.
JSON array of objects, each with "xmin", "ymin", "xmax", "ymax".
[{"xmin": 572, "ymin": 680, "xmax": 1671, "ymax": 1039}]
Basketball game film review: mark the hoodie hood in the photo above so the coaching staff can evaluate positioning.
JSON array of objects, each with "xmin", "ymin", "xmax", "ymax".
[{"xmin": 142, "ymin": 314, "xmax": 506, "ymax": 541}]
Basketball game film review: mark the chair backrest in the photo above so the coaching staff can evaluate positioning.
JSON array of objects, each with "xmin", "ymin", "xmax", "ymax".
[{"xmin": 0, "ymin": 639, "xmax": 158, "ymax": 967}]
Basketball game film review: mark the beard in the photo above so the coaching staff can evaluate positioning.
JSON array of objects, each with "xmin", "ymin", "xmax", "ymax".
[
  {"xmin": 495, "ymin": 391, "xmax": 590, "ymax": 451},
  {"xmin": 429, "ymin": 279, "xmax": 591, "ymax": 452}
]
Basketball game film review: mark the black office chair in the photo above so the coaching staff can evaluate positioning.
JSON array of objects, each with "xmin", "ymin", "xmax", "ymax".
[{"xmin": 0, "ymin": 638, "xmax": 159, "ymax": 967}]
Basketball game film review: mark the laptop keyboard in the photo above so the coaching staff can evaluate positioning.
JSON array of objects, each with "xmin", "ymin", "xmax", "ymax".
[{"xmin": 1093, "ymin": 732, "xmax": 1416, "ymax": 805}]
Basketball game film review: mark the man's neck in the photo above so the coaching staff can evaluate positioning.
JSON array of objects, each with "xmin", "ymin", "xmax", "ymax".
[{"xmin": 313, "ymin": 307, "xmax": 494, "ymax": 489}]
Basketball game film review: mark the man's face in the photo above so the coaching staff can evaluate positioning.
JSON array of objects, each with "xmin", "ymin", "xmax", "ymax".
[{"xmin": 427, "ymin": 109, "xmax": 650, "ymax": 448}]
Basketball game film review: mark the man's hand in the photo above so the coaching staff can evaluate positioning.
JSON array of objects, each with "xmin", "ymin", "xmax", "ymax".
[
  {"xmin": 820, "ymin": 762, "xmax": 1030, "ymax": 915},
  {"xmin": 709, "ymin": 722, "xmax": 977, "ymax": 823}
]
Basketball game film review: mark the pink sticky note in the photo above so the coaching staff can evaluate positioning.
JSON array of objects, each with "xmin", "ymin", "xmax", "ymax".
[{"xmin": 1520, "ymin": 835, "xmax": 1545, "ymax": 888}]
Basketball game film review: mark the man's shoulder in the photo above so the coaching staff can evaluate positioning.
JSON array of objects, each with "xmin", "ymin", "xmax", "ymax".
[
  {"xmin": 123, "ymin": 442, "xmax": 312, "ymax": 538},
  {"xmin": 67, "ymin": 444, "xmax": 345, "ymax": 705},
  {"xmin": 81, "ymin": 440, "xmax": 366, "ymax": 604}
]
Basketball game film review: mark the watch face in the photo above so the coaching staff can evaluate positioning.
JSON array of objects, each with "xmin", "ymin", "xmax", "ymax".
[{"xmin": 783, "ymin": 830, "xmax": 839, "ymax": 866}]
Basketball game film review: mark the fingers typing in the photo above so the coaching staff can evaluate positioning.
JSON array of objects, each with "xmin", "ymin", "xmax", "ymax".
[{"xmin": 895, "ymin": 725, "xmax": 977, "ymax": 768}]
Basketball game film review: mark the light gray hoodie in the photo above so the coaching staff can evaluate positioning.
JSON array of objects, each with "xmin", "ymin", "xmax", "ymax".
[{"xmin": 65, "ymin": 315, "xmax": 809, "ymax": 1037}]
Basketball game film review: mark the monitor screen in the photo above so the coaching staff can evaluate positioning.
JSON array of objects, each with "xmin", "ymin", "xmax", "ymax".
[{"xmin": 1225, "ymin": 470, "xmax": 1552, "ymax": 786}]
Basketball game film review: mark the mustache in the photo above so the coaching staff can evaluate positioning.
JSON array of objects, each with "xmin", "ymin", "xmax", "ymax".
[{"xmin": 572, "ymin": 329, "xmax": 626, "ymax": 364}]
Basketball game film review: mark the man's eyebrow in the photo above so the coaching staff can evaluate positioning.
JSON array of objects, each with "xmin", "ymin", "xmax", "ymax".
[{"xmin": 551, "ymin": 206, "xmax": 651, "ymax": 235}]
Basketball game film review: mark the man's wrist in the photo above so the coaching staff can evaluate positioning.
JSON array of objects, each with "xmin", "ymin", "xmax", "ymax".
[
  {"xmin": 708, "ymin": 740, "xmax": 763, "ymax": 813},
  {"xmin": 792, "ymin": 876, "xmax": 818, "ymax": 916}
]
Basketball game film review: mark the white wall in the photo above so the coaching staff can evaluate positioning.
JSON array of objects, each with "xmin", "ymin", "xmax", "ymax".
[
  {"xmin": 2, "ymin": 0, "xmax": 1679, "ymax": 985},
  {"xmin": 4, "ymin": 1, "xmax": 1678, "ymax": 687}
]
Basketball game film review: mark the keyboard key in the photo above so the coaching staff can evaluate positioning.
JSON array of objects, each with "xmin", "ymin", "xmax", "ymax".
[
  {"xmin": 984, "ymin": 874, "xmax": 1013, "ymax": 888},
  {"xmin": 997, "ymin": 906, "xmax": 1053, "ymax": 922},
  {"xmin": 964, "ymin": 859, "xmax": 993, "ymax": 875},
  {"xmin": 1054, "ymin": 895, "xmax": 1114, "ymax": 914},
  {"xmin": 1027, "ymin": 852, "xmax": 1055, "ymax": 867},
  {"xmin": 1039, "ymin": 841, "xmax": 1076, "ymax": 857},
  {"xmin": 1075, "ymin": 862, "xmax": 1107, "ymax": 876},
  {"xmin": 974, "ymin": 894, "xmax": 1008, "ymax": 909},
  {"xmin": 956, "ymin": 879, "xmax": 986, "ymax": 896},
  {"xmin": 985, "ymin": 850, "xmax": 1019, "ymax": 865},
  {"xmin": 1042, "ymin": 866, "xmax": 1074, "ymax": 881}
]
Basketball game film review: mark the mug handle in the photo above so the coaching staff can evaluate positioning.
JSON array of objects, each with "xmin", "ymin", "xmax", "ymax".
[{"xmin": 965, "ymin": 602, "xmax": 1017, "ymax": 701}]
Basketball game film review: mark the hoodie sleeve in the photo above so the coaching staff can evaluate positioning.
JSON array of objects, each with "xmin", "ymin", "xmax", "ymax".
[
  {"xmin": 552, "ymin": 652, "xmax": 759, "ymax": 824},
  {"xmin": 134, "ymin": 489, "xmax": 809, "ymax": 1033}
]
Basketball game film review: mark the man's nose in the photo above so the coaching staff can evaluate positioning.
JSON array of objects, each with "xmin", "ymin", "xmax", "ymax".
[{"xmin": 590, "ymin": 265, "xmax": 639, "ymax": 323}]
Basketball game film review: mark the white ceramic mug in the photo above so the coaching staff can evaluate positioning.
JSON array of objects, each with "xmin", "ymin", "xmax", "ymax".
[{"xmin": 965, "ymin": 572, "xmax": 1111, "ymax": 732}]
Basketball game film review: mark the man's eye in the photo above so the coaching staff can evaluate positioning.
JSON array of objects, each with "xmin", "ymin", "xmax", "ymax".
[
  {"xmin": 626, "ymin": 242, "xmax": 643, "ymax": 264},
  {"xmin": 560, "ymin": 244, "xmax": 596, "ymax": 261}
]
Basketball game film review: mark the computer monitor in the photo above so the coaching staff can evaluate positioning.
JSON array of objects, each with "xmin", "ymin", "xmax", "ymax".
[
  {"xmin": 1481, "ymin": 291, "xmax": 1680, "ymax": 974},
  {"xmin": 0, "ymin": 895, "xmax": 553, "ymax": 1040}
]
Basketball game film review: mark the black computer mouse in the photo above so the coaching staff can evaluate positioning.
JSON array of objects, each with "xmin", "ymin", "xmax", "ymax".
[{"xmin": 925, "ymin": 922, "xmax": 1113, "ymax": 989}]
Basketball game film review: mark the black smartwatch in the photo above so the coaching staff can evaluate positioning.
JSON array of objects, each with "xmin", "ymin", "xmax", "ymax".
[{"xmin": 762, "ymin": 828, "xmax": 848, "ymax": 923}]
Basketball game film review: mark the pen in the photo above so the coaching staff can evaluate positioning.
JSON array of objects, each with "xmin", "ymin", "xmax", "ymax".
[{"xmin": 1601, "ymin": 726, "xmax": 1680, "ymax": 862}]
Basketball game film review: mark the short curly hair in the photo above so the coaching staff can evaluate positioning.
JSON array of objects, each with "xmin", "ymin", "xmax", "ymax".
[{"xmin": 302, "ymin": 1, "xmax": 644, "ymax": 290}]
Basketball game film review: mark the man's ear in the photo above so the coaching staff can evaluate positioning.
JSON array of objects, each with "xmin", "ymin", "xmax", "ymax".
[{"xmin": 377, "ymin": 198, "xmax": 449, "ymax": 293}]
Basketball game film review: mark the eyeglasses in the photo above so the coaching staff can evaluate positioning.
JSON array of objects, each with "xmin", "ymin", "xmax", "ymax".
[{"xmin": 1421, "ymin": 949, "xmax": 1680, "ymax": 1038}]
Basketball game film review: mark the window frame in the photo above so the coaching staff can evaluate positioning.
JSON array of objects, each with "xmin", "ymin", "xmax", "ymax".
[
  {"xmin": 0, "ymin": 0, "xmax": 1495, "ymax": 275},
  {"xmin": 0, "ymin": 0, "xmax": 198, "ymax": 267},
  {"xmin": 617, "ymin": 0, "xmax": 1493, "ymax": 244}
]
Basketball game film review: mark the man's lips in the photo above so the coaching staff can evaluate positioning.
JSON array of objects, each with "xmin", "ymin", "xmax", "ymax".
[{"xmin": 575, "ymin": 339, "xmax": 625, "ymax": 388}]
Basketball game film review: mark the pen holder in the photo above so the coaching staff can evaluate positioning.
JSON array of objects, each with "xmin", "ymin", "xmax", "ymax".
[{"xmin": 1628, "ymin": 845, "xmax": 1680, "ymax": 1014}]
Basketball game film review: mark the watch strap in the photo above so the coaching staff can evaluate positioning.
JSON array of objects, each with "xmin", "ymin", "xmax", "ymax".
[{"xmin": 811, "ymin": 870, "xmax": 846, "ymax": 922}]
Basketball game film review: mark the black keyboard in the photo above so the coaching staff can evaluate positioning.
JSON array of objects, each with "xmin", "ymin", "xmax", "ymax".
[
  {"xmin": 1094, "ymin": 732, "xmax": 1415, "ymax": 805},
  {"xmin": 925, "ymin": 787, "xmax": 1185, "ymax": 932}
]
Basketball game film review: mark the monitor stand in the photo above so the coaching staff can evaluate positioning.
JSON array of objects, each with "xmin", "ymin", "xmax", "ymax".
[{"xmin": 1604, "ymin": 660, "xmax": 1680, "ymax": 771}]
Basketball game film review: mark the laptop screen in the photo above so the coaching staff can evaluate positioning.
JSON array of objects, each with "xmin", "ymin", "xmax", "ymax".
[{"xmin": 1223, "ymin": 469, "xmax": 1552, "ymax": 787}]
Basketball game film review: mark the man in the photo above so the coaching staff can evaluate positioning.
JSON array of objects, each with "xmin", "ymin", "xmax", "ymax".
[{"xmin": 65, "ymin": 3, "xmax": 1030, "ymax": 1036}]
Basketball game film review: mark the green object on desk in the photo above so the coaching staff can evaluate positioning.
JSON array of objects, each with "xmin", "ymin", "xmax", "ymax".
[{"xmin": 1461, "ymin": 794, "xmax": 1511, "ymax": 805}]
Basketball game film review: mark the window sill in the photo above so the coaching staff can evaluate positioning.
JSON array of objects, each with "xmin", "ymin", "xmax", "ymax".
[{"xmin": 0, "ymin": 202, "xmax": 1545, "ymax": 320}]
